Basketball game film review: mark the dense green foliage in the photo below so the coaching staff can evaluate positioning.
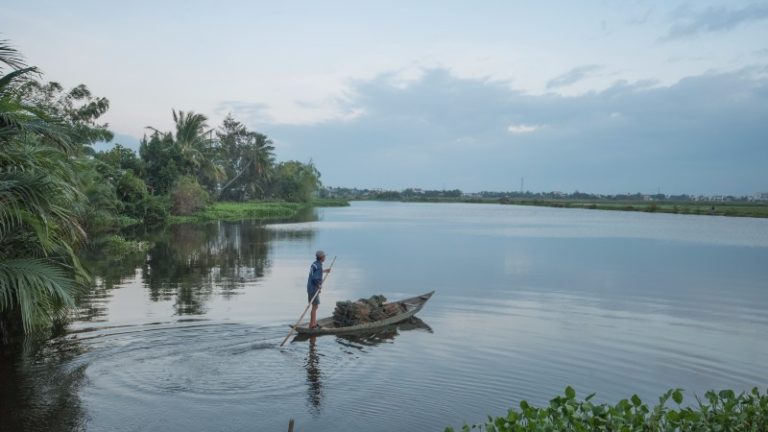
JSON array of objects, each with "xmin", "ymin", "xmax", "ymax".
[
  {"xmin": 0, "ymin": 40, "xmax": 91, "ymax": 339},
  {"xmin": 270, "ymin": 160, "xmax": 322, "ymax": 203},
  {"xmin": 140, "ymin": 112, "xmax": 321, "ymax": 207},
  {"xmin": 446, "ymin": 387, "xmax": 768, "ymax": 432},
  {"xmin": 0, "ymin": 39, "xmax": 326, "ymax": 341}
]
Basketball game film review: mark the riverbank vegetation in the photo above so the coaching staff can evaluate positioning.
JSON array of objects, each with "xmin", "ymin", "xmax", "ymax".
[
  {"xmin": 0, "ymin": 40, "xmax": 332, "ymax": 343},
  {"xmin": 446, "ymin": 387, "xmax": 768, "ymax": 431},
  {"xmin": 170, "ymin": 201, "xmax": 302, "ymax": 223},
  {"xmin": 503, "ymin": 199, "xmax": 768, "ymax": 218},
  {"xmin": 169, "ymin": 199, "xmax": 348, "ymax": 224},
  {"xmin": 325, "ymin": 187, "xmax": 768, "ymax": 218}
]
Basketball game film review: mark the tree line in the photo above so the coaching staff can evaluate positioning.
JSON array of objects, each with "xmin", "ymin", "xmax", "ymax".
[
  {"xmin": 0, "ymin": 40, "xmax": 321, "ymax": 343},
  {"xmin": 324, "ymin": 187, "xmax": 761, "ymax": 203}
]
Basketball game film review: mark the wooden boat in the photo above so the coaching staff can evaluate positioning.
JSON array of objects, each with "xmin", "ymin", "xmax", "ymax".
[
  {"xmin": 293, "ymin": 291, "xmax": 435, "ymax": 336},
  {"xmin": 292, "ymin": 317, "xmax": 433, "ymax": 344}
]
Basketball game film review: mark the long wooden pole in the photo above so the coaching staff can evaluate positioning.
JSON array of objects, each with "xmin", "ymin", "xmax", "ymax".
[{"xmin": 280, "ymin": 256, "xmax": 336, "ymax": 347}]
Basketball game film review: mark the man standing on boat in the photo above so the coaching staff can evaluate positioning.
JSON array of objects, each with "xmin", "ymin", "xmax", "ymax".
[{"xmin": 307, "ymin": 250, "xmax": 331, "ymax": 329}]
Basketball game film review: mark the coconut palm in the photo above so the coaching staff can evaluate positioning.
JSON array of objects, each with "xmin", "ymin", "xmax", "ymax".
[
  {"xmin": 146, "ymin": 110, "xmax": 224, "ymax": 193},
  {"xmin": 172, "ymin": 109, "xmax": 209, "ymax": 171},
  {"xmin": 247, "ymin": 132, "xmax": 276, "ymax": 196},
  {"xmin": 175, "ymin": 109, "xmax": 226, "ymax": 184}
]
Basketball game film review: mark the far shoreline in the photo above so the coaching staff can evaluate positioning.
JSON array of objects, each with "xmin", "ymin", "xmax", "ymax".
[
  {"xmin": 166, "ymin": 197, "xmax": 768, "ymax": 225},
  {"xmin": 346, "ymin": 197, "xmax": 768, "ymax": 219}
]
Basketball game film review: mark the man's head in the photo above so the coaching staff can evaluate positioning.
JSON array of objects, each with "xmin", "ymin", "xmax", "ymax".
[{"xmin": 315, "ymin": 250, "xmax": 326, "ymax": 261}]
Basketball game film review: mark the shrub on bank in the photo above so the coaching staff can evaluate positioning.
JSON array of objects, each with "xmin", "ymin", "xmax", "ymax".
[
  {"xmin": 171, "ymin": 175, "xmax": 210, "ymax": 216},
  {"xmin": 446, "ymin": 387, "xmax": 768, "ymax": 432}
]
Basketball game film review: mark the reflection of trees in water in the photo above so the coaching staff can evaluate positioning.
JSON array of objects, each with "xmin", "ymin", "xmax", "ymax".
[
  {"xmin": 145, "ymin": 221, "xmax": 277, "ymax": 314},
  {"xmin": 0, "ymin": 337, "xmax": 88, "ymax": 431},
  {"xmin": 77, "ymin": 242, "xmax": 149, "ymax": 321},
  {"xmin": 143, "ymin": 223, "xmax": 218, "ymax": 315},
  {"xmin": 212, "ymin": 221, "xmax": 272, "ymax": 297},
  {"xmin": 78, "ymin": 217, "xmax": 317, "ymax": 319}
]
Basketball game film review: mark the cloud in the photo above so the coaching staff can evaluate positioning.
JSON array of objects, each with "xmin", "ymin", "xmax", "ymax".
[
  {"xmin": 507, "ymin": 124, "xmax": 540, "ymax": 134},
  {"xmin": 240, "ymin": 68, "xmax": 767, "ymax": 195},
  {"xmin": 215, "ymin": 101, "xmax": 272, "ymax": 124},
  {"xmin": 628, "ymin": 7, "xmax": 654, "ymax": 25},
  {"xmin": 664, "ymin": 3, "xmax": 768, "ymax": 40},
  {"xmin": 546, "ymin": 65, "xmax": 602, "ymax": 89}
]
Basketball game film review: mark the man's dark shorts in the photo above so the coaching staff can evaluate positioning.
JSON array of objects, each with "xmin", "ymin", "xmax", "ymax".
[{"xmin": 307, "ymin": 285, "xmax": 320, "ymax": 305}]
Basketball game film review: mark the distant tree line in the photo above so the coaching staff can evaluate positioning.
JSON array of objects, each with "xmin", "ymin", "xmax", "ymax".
[
  {"xmin": 323, "ymin": 187, "xmax": 760, "ymax": 203},
  {"xmin": 0, "ymin": 40, "xmax": 321, "ymax": 343}
]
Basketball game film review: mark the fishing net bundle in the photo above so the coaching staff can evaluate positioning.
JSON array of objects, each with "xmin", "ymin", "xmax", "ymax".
[{"xmin": 332, "ymin": 295, "xmax": 406, "ymax": 327}]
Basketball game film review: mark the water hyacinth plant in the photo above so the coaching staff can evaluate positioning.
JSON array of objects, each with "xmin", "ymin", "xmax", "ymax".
[{"xmin": 446, "ymin": 387, "xmax": 768, "ymax": 431}]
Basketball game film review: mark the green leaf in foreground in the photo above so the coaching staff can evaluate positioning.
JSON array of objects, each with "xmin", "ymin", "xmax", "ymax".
[
  {"xmin": 672, "ymin": 388, "xmax": 684, "ymax": 404},
  {"xmin": 447, "ymin": 387, "xmax": 768, "ymax": 431},
  {"xmin": 565, "ymin": 385, "xmax": 576, "ymax": 399}
]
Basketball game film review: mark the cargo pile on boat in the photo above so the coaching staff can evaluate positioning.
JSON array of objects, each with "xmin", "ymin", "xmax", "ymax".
[{"xmin": 332, "ymin": 295, "xmax": 406, "ymax": 327}]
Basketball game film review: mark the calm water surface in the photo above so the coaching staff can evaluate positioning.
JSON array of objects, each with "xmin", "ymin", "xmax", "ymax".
[{"xmin": 2, "ymin": 202, "xmax": 767, "ymax": 431}]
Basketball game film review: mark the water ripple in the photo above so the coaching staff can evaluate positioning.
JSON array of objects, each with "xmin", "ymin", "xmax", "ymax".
[{"xmin": 69, "ymin": 322, "xmax": 364, "ymax": 405}]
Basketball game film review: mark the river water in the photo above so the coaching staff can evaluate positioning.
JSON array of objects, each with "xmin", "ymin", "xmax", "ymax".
[{"xmin": 2, "ymin": 202, "xmax": 767, "ymax": 431}]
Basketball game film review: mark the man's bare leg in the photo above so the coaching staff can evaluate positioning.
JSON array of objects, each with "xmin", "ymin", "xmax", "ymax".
[{"xmin": 310, "ymin": 304, "xmax": 319, "ymax": 328}]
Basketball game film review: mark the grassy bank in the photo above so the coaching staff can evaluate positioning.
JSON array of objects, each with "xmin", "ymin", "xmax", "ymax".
[
  {"xmin": 385, "ymin": 197, "xmax": 768, "ymax": 218},
  {"xmin": 169, "ymin": 199, "xmax": 349, "ymax": 224},
  {"xmin": 446, "ymin": 387, "xmax": 768, "ymax": 431},
  {"xmin": 312, "ymin": 198, "xmax": 352, "ymax": 207},
  {"xmin": 503, "ymin": 199, "xmax": 768, "ymax": 218}
]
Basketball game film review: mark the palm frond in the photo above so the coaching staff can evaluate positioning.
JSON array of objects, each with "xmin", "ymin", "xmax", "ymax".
[
  {"xmin": 0, "ymin": 66, "xmax": 38, "ymax": 90},
  {"xmin": 0, "ymin": 39, "xmax": 27, "ymax": 71},
  {"xmin": 0, "ymin": 258, "xmax": 78, "ymax": 332}
]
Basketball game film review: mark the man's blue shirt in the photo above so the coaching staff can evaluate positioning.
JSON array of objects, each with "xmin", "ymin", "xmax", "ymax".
[{"xmin": 307, "ymin": 260, "xmax": 323, "ymax": 293}]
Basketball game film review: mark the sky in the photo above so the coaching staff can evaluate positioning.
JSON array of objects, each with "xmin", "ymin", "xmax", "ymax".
[{"xmin": 2, "ymin": 0, "xmax": 767, "ymax": 195}]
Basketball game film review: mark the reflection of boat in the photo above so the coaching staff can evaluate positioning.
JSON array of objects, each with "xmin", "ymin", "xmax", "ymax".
[
  {"xmin": 293, "ymin": 291, "xmax": 434, "ymax": 336},
  {"xmin": 336, "ymin": 317, "xmax": 432, "ymax": 346},
  {"xmin": 292, "ymin": 317, "xmax": 433, "ymax": 344}
]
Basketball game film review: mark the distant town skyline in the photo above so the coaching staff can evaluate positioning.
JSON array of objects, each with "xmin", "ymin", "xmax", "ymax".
[{"xmin": 3, "ymin": 0, "xmax": 767, "ymax": 195}]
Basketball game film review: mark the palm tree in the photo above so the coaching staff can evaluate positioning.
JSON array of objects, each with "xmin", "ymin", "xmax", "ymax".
[
  {"xmin": 0, "ymin": 40, "xmax": 88, "ymax": 343},
  {"xmin": 148, "ymin": 110, "xmax": 224, "ymax": 193},
  {"xmin": 216, "ymin": 116, "xmax": 275, "ymax": 200},
  {"xmin": 175, "ymin": 110, "xmax": 226, "ymax": 184},
  {"xmin": 247, "ymin": 132, "xmax": 276, "ymax": 197},
  {"xmin": 172, "ymin": 109, "xmax": 209, "ymax": 171}
]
